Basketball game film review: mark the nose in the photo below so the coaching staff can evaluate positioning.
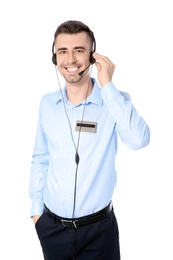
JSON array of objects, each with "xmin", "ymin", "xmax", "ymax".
[{"xmin": 66, "ymin": 52, "xmax": 77, "ymax": 63}]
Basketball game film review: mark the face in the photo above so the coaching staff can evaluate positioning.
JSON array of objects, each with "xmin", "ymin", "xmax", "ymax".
[{"xmin": 54, "ymin": 32, "xmax": 92, "ymax": 83}]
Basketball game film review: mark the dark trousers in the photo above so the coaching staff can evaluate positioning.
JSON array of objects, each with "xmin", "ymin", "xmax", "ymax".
[{"xmin": 35, "ymin": 209, "xmax": 120, "ymax": 260}]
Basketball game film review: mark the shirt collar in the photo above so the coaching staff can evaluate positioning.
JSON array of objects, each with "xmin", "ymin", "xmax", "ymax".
[{"xmin": 56, "ymin": 78, "xmax": 102, "ymax": 106}]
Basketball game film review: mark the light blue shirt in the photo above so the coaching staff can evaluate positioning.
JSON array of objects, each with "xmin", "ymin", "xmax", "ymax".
[{"xmin": 29, "ymin": 79, "xmax": 150, "ymax": 218}]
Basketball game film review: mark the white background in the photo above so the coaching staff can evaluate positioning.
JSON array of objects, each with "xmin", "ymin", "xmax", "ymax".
[{"xmin": 0, "ymin": 0, "xmax": 172, "ymax": 259}]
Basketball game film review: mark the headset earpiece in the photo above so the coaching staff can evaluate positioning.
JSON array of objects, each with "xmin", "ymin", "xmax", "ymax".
[
  {"xmin": 52, "ymin": 42, "xmax": 57, "ymax": 65},
  {"xmin": 90, "ymin": 36, "xmax": 96, "ymax": 64},
  {"xmin": 90, "ymin": 52, "xmax": 96, "ymax": 64},
  {"xmin": 52, "ymin": 53, "xmax": 57, "ymax": 65}
]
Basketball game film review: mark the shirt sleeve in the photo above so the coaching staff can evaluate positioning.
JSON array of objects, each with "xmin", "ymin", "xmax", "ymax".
[
  {"xmin": 101, "ymin": 82, "xmax": 150, "ymax": 149},
  {"xmin": 29, "ymin": 97, "xmax": 49, "ymax": 217}
]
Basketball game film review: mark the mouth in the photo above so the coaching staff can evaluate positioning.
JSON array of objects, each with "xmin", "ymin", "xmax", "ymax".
[{"xmin": 65, "ymin": 67, "xmax": 79, "ymax": 73}]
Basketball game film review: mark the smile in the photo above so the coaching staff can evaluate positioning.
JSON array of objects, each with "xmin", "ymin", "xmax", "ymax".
[{"xmin": 66, "ymin": 67, "xmax": 79, "ymax": 72}]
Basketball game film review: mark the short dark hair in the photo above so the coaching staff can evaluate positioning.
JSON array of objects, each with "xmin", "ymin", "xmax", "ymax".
[{"xmin": 53, "ymin": 20, "xmax": 96, "ymax": 52}]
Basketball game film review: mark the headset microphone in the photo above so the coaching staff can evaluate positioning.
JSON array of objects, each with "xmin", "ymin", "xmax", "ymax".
[
  {"xmin": 78, "ymin": 53, "xmax": 96, "ymax": 76},
  {"xmin": 78, "ymin": 62, "xmax": 95, "ymax": 76}
]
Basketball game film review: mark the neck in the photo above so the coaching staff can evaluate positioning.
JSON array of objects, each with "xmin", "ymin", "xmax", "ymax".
[{"xmin": 66, "ymin": 79, "xmax": 93, "ymax": 106}]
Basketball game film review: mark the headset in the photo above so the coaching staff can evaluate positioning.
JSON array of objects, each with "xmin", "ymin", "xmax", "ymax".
[
  {"xmin": 52, "ymin": 29, "xmax": 96, "ymax": 218},
  {"xmin": 51, "ymin": 32, "xmax": 96, "ymax": 66}
]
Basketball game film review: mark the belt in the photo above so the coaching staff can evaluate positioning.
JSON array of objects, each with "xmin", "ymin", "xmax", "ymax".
[{"xmin": 44, "ymin": 201, "xmax": 113, "ymax": 229}]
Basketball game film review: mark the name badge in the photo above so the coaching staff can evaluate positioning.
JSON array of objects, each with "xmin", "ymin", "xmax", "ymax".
[{"xmin": 75, "ymin": 121, "xmax": 97, "ymax": 133}]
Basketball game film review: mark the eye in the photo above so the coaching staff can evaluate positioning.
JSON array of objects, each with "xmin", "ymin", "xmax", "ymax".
[
  {"xmin": 75, "ymin": 49, "xmax": 84, "ymax": 54},
  {"xmin": 58, "ymin": 50, "xmax": 66, "ymax": 55}
]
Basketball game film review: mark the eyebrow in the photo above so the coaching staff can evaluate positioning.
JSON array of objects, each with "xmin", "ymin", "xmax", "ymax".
[{"xmin": 56, "ymin": 46, "xmax": 86, "ymax": 52}]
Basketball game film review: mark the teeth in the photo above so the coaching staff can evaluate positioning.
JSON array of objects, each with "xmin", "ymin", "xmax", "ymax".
[{"xmin": 67, "ymin": 67, "xmax": 78, "ymax": 72}]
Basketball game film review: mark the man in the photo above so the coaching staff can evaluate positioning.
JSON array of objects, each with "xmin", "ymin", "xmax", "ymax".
[{"xmin": 29, "ymin": 20, "xmax": 150, "ymax": 260}]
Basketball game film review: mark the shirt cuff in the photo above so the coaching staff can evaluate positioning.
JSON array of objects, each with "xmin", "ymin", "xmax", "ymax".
[{"xmin": 30, "ymin": 199, "xmax": 44, "ymax": 217}]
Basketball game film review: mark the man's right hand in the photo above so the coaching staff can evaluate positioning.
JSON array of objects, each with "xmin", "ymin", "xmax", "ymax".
[{"xmin": 32, "ymin": 215, "xmax": 41, "ymax": 224}]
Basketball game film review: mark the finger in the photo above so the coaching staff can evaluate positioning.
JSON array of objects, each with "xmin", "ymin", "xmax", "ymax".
[
  {"xmin": 93, "ymin": 53, "xmax": 112, "ymax": 64},
  {"xmin": 94, "ymin": 61, "xmax": 102, "ymax": 71}
]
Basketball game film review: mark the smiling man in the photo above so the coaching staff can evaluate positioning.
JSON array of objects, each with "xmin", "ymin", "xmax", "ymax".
[{"xmin": 29, "ymin": 20, "xmax": 150, "ymax": 260}]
